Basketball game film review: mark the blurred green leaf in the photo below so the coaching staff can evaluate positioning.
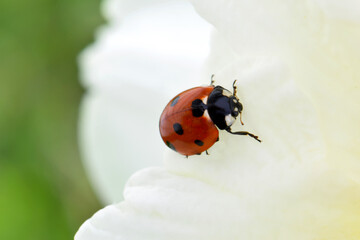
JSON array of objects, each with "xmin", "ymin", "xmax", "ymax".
[{"xmin": 0, "ymin": 0, "xmax": 104, "ymax": 239}]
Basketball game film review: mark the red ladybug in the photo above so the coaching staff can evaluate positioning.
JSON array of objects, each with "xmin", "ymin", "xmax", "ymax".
[{"xmin": 159, "ymin": 77, "xmax": 261, "ymax": 156}]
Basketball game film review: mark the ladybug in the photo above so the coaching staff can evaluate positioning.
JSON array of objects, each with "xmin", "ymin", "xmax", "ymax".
[{"xmin": 159, "ymin": 76, "xmax": 261, "ymax": 157}]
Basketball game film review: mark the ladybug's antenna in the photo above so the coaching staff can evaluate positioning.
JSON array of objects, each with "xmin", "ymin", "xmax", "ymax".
[
  {"xmin": 233, "ymin": 80, "xmax": 244, "ymax": 125},
  {"xmin": 210, "ymin": 74, "xmax": 215, "ymax": 86},
  {"xmin": 232, "ymin": 80, "xmax": 238, "ymax": 96},
  {"xmin": 239, "ymin": 112, "xmax": 244, "ymax": 125}
]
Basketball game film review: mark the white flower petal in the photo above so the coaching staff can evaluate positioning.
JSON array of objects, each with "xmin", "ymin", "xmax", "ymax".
[
  {"xmin": 79, "ymin": 0, "xmax": 212, "ymax": 204},
  {"xmin": 164, "ymin": 56, "xmax": 325, "ymax": 191},
  {"xmin": 76, "ymin": 55, "xmax": 360, "ymax": 239},
  {"xmin": 190, "ymin": 0, "xmax": 360, "ymax": 182},
  {"xmin": 77, "ymin": 0, "xmax": 360, "ymax": 239},
  {"xmin": 313, "ymin": 0, "xmax": 360, "ymax": 22},
  {"xmin": 76, "ymin": 165, "xmax": 360, "ymax": 240}
]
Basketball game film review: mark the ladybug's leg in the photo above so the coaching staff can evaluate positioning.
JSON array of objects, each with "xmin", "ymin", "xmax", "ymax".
[
  {"xmin": 205, "ymin": 150, "xmax": 209, "ymax": 155},
  {"xmin": 210, "ymin": 74, "xmax": 215, "ymax": 86},
  {"xmin": 226, "ymin": 128, "xmax": 261, "ymax": 142}
]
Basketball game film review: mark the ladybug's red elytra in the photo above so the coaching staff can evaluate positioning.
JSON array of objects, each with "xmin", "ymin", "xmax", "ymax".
[{"xmin": 159, "ymin": 76, "xmax": 261, "ymax": 157}]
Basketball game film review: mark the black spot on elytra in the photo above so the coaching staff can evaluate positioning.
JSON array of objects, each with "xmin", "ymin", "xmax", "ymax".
[
  {"xmin": 166, "ymin": 141, "xmax": 176, "ymax": 151},
  {"xmin": 173, "ymin": 123, "xmax": 183, "ymax": 135},
  {"xmin": 194, "ymin": 139, "xmax": 204, "ymax": 146},
  {"xmin": 191, "ymin": 99, "xmax": 206, "ymax": 117},
  {"xmin": 171, "ymin": 96, "xmax": 180, "ymax": 106}
]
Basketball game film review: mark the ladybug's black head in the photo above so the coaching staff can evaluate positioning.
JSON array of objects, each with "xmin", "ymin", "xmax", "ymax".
[
  {"xmin": 229, "ymin": 95, "xmax": 243, "ymax": 118},
  {"xmin": 207, "ymin": 86, "xmax": 244, "ymax": 130}
]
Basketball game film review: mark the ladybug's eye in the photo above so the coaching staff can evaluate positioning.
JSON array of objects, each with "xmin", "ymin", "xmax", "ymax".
[
  {"xmin": 237, "ymin": 102, "xmax": 243, "ymax": 112},
  {"xmin": 230, "ymin": 97, "xmax": 243, "ymax": 117}
]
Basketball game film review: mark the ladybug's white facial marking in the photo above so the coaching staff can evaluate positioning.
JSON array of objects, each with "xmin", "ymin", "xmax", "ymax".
[
  {"xmin": 203, "ymin": 109, "xmax": 211, "ymax": 121},
  {"xmin": 201, "ymin": 96, "xmax": 212, "ymax": 120},
  {"xmin": 222, "ymin": 89, "xmax": 233, "ymax": 97},
  {"xmin": 225, "ymin": 114, "xmax": 236, "ymax": 127},
  {"xmin": 202, "ymin": 96, "xmax": 208, "ymax": 104}
]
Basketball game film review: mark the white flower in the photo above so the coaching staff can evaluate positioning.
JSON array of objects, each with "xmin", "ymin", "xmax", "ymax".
[
  {"xmin": 78, "ymin": 0, "xmax": 212, "ymax": 204},
  {"xmin": 76, "ymin": 0, "xmax": 360, "ymax": 239},
  {"xmin": 190, "ymin": 0, "xmax": 360, "ymax": 182}
]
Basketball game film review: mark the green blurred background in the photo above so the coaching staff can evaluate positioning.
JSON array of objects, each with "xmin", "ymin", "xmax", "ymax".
[{"xmin": 0, "ymin": 0, "xmax": 104, "ymax": 239}]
